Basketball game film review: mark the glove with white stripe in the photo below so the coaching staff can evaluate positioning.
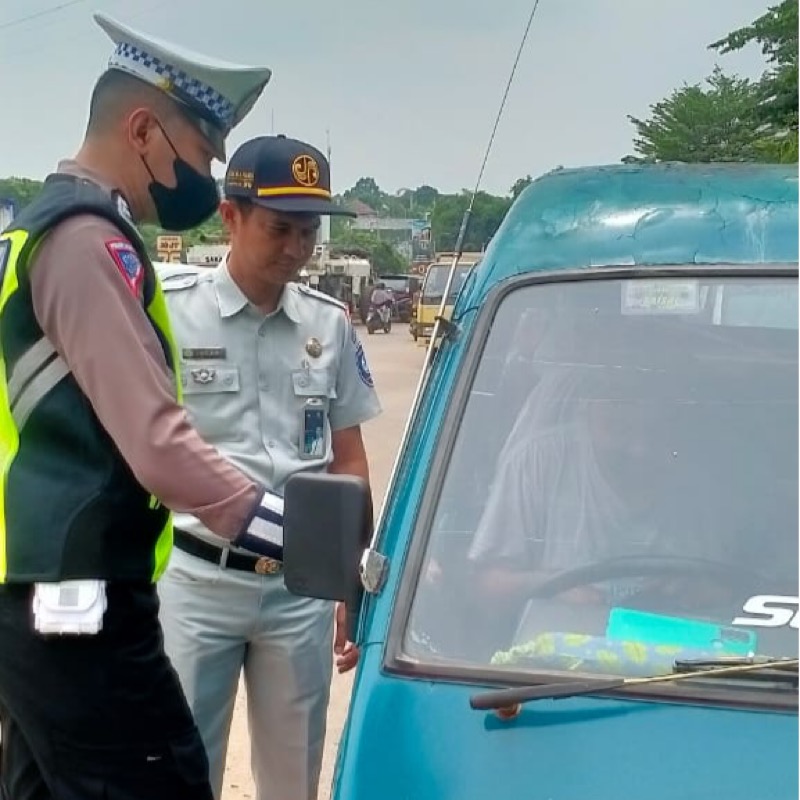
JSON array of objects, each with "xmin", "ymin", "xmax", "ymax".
[{"xmin": 233, "ymin": 490, "xmax": 285, "ymax": 560}]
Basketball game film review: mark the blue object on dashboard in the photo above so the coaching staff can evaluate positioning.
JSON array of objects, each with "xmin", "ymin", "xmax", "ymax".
[{"xmin": 606, "ymin": 607, "xmax": 757, "ymax": 656}]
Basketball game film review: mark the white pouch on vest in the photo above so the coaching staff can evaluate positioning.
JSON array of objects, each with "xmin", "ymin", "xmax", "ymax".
[{"xmin": 32, "ymin": 579, "xmax": 107, "ymax": 635}]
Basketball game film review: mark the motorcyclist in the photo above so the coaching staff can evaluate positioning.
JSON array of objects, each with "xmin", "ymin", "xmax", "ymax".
[{"xmin": 370, "ymin": 282, "xmax": 393, "ymax": 311}]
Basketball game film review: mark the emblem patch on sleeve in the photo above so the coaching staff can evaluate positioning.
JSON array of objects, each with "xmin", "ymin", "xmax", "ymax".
[
  {"xmin": 105, "ymin": 239, "xmax": 144, "ymax": 297},
  {"xmin": 355, "ymin": 337, "xmax": 374, "ymax": 388}
]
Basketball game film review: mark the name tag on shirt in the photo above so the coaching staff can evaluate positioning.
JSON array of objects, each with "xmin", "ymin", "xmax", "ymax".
[{"xmin": 182, "ymin": 347, "xmax": 227, "ymax": 360}]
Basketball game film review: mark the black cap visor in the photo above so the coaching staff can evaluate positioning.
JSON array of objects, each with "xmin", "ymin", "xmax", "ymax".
[{"xmin": 251, "ymin": 195, "xmax": 356, "ymax": 217}]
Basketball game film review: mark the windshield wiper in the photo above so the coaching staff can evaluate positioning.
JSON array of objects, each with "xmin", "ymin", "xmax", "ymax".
[{"xmin": 469, "ymin": 657, "xmax": 799, "ymax": 710}]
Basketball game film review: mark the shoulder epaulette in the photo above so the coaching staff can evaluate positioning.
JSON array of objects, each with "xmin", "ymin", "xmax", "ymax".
[
  {"xmin": 295, "ymin": 283, "xmax": 347, "ymax": 311},
  {"xmin": 158, "ymin": 266, "xmax": 202, "ymax": 292}
]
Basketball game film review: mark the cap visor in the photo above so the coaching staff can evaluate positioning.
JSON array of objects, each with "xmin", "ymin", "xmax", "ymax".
[{"xmin": 252, "ymin": 196, "xmax": 356, "ymax": 217}]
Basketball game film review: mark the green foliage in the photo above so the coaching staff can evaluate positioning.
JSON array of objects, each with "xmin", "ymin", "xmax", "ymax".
[
  {"xmin": 627, "ymin": 67, "xmax": 762, "ymax": 162},
  {"xmin": 510, "ymin": 175, "xmax": 533, "ymax": 200},
  {"xmin": 429, "ymin": 191, "xmax": 511, "ymax": 252},
  {"xmin": 710, "ymin": 0, "xmax": 798, "ymax": 163},
  {"xmin": 342, "ymin": 177, "xmax": 384, "ymax": 212},
  {"xmin": 0, "ymin": 177, "xmax": 43, "ymax": 209},
  {"xmin": 332, "ymin": 177, "xmax": 524, "ymax": 265},
  {"xmin": 331, "ymin": 229, "xmax": 407, "ymax": 274},
  {"xmin": 627, "ymin": 0, "xmax": 799, "ymax": 165}
]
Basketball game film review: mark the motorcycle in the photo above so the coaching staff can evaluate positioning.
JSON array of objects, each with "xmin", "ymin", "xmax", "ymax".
[{"xmin": 366, "ymin": 302, "xmax": 392, "ymax": 334}]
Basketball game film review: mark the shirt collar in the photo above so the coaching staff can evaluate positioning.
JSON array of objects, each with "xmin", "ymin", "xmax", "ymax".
[
  {"xmin": 213, "ymin": 254, "xmax": 301, "ymax": 324},
  {"xmin": 57, "ymin": 160, "xmax": 134, "ymax": 223}
]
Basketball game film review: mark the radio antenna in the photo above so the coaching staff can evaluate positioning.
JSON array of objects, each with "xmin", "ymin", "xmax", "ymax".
[
  {"xmin": 428, "ymin": 0, "xmax": 543, "ymax": 365},
  {"xmin": 359, "ymin": 0, "xmax": 545, "ymax": 593}
]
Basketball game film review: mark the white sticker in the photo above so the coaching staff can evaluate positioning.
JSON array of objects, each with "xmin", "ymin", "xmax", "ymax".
[
  {"xmin": 732, "ymin": 595, "xmax": 800, "ymax": 629},
  {"xmin": 622, "ymin": 280, "xmax": 701, "ymax": 315}
]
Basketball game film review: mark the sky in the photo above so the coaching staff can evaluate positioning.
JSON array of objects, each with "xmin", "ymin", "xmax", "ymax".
[{"xmin": 0, "ymin": 0, "xmax": 772, "ymax": 197}]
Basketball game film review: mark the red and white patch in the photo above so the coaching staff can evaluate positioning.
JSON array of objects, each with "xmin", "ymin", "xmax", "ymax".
[{"xmin": 105, "ymin": 238, "xmax": 144, "ymax": 298}]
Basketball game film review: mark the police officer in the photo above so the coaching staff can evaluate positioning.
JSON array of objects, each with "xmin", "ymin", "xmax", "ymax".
[
  {"xmin": 156, "ymin": 136, "xmax": 381, "ymax": 800},
  {"xmin": 0, "ymin": 14, "xmax": 293, "ymax": 800}
]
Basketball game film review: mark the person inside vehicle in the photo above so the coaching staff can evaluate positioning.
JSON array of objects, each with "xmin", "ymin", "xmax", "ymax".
[
  {"xmin": 467, "ymin": 356, "xmax": 744, "ymax": 630},
  {"xmin": 469, "ymin": 369, "xmax": 670, "ymax": 605}
]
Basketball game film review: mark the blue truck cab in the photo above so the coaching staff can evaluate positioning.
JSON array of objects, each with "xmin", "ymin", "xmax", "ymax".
[{"xmin": 284, "ymin": 163, "xmax": 798, "ymax": 799}]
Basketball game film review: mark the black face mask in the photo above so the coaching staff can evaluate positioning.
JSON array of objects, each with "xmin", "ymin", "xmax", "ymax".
[{"xmin": 142, "ymin": 125, "xmax": 219, "ymax": 231}]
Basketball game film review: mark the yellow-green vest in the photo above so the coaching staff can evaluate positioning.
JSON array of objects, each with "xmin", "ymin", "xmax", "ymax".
[{"xmin": 0, "ymin": 174, "xmax": 181, "ymax": 583}]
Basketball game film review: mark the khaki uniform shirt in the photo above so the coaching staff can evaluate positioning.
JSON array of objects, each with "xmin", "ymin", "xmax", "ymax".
[
  {"xmin": 27, "ymin": 161, "xmax": 260, "ymax": 539},
  {"xmin": 160, "ymin": 256, "xmax": 382, "ymax": 549}
]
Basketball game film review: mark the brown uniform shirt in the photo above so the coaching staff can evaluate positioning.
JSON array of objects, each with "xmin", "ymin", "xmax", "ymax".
[{"xmin": 27, "ymin": 160, "xmax": 259, "ymax": 539}]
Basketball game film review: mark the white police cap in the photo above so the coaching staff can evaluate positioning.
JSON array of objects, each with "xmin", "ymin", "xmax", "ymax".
[{"xmin": 94, "ymin": 12, "xmax": 271, "ymax": 160}]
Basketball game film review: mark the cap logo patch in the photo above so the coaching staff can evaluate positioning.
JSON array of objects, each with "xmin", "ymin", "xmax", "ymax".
[
  {"xmin": 227, "ymin": 169, "xmax": 254, "ymax": 190},
  {"xmin": 292, "ymin": 155, "xmax": 320, "ymax": 187}
]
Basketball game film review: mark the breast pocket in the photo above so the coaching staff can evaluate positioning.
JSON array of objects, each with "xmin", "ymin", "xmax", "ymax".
[
  {"xmin": 180, "ymin": 364, "xmax": 243, "ymax": 440},
  {"xmin": 290, "ymin": 369, "xmax": 337, "ymax": 403}
]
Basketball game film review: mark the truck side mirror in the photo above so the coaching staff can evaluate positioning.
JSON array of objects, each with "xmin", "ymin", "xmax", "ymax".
[{"xmin": 283, "ymin": 473, "xmax": 372, "ymax": 640}]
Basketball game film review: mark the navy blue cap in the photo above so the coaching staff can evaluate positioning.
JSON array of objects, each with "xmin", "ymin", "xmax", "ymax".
[{"xmin": 224, "ymin": 135, "xmax": 355, "ymax": 216}]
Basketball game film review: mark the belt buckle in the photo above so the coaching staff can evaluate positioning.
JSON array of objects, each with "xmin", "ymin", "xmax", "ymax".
[{"xmin": 254, "ymin": 557, "xmax": 282, "ymax": 576}]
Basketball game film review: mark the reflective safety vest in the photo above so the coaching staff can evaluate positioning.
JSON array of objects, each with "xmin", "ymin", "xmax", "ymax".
[{"xmin": 0, "ymin": 174, "xmax": 180, "ymax": 583}]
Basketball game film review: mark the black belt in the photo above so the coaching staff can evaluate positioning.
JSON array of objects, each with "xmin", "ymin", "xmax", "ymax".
[{"xmin": 173, "ymin": 528, "xmax": 283, "ymax": 575}]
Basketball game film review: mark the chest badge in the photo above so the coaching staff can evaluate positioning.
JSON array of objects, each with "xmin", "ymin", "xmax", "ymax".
[
  {"xmin": 305, "ymin": 338, "xmax": 323, "ymax": 359},
  {"xmin": 191, "ymin": 367, "xmax": 217, "ymax": 385}
]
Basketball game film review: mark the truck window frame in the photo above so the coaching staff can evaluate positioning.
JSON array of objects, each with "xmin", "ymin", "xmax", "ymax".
[{"xmin": 382, "ymin": 263, "xmax": 799, "ymax": 713}]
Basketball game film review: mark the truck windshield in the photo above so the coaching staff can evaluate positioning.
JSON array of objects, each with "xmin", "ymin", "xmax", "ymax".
[
  {"xmin": 379, "ymin": 277, "xmax": 409, "ymax": 294},
  {"xmin": 422, "ymin": 264, "xmax": 472, "ymax": 304},
  {"xmin": 404, "ymin": 274, "xmax": 798, "ymax": 689}
]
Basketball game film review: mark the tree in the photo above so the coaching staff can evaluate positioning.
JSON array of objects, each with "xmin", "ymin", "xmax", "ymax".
[
  {"xmin": 331, "ymin": 230, "xmax": 407, "ymax": 274},
  {"xmin": 0, "ymin": 177, "xmax": 43, "ymax": 209},
  {"xmin": 626, "ymin": 0, "xmax": 799, "ymax": 165},
  {"xmin": 430, "ymin": 191, "xmax": 511, "ymax": 252},
  {"xmin": 625, "ymin": 67, "xmax": 762, "ymax": 163},
  {"xmin": 510, "ymin": 175, "xmax": 533, "ymax": 200},
  {"xmin": 412, "ymin": 185, "xmax": 439, "ymax": 210},
  {"xmin": 710, "ymin": 0, "xmax": 798, "ymax": 162},
  {"xmin": 342, "ymin": 177, "xmax": 384, "ymax": 212}
]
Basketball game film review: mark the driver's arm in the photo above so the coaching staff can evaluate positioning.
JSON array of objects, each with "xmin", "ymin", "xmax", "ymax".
[
  {"xmin": 477, "ymin": 565, "xmax": 604, "ymax": 606},
  {"xmin": 470, "ymin": 433, "xmax": 604, "ymax": 606},
  {"xmin": 469, "ymin": 441, "xmax": 545, "ymax": 605}
]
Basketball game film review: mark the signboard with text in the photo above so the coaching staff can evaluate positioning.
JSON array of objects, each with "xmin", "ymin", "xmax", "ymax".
[{"xmin": 156, "ymin": 235, "xmax": 183, "ymax": 253}]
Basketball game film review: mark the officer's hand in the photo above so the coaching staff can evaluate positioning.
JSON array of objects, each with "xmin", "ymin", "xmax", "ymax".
[{"xmin": 334, "ymin": 602, "xmax": 360, "ymax": 674}]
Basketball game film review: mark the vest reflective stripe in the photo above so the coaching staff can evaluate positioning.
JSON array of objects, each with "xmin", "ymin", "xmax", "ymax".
[
  {"xmin": 0, "ymin": 230, "xmax": 28, "ymax": 582},
  {"xmin": 11, "ymin": 355, "xmax": 70, "ymax": 429},
  {"xmin": 7, "ymin": 337, "xmax": 57, "ymax": 402}
]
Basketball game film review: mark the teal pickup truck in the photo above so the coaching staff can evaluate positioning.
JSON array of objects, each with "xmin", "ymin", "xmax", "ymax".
[{"xmin": 284, "ymin": 162, "xmax": 799, "ymax": 800}]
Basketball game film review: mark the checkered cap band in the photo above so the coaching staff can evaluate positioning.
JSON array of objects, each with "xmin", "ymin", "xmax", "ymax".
[{"xmin": 110, "ymin": 42, "xmax": 235, "ymax": 131}]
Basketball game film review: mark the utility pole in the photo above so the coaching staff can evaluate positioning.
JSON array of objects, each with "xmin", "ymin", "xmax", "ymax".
[{"xmin": 320, "ymin": 127, "xmax": 332, "ymax": 251}]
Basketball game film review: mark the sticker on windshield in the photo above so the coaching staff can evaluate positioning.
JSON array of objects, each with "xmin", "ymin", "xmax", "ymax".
[
  {"xmin": 621, "ymin": 280, "xmax": 700, "ymax": 315},
  {"xmin": 732, "ymin": 595, "xmax": 800, "ymax": 629}
]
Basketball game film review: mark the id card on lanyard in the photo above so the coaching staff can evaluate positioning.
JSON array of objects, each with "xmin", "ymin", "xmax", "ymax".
[{"xmin": 300, "ymin": 397, "xmax": 326, "ymax": 459}]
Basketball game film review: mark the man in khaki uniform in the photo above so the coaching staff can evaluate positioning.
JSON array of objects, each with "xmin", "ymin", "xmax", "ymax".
[
  {"xmin": 157, "ymin": 136, "xmax": 381, "ymax": 800},
  {"xmin": 0, "ymin": 13, "xmax": 288, "ymax": 800}
]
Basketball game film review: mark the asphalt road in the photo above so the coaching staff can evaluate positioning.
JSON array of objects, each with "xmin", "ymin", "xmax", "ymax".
[{"xmin": 221, "ymin": 325, "xmax": 426, "ymax": 800}]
